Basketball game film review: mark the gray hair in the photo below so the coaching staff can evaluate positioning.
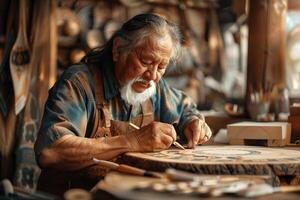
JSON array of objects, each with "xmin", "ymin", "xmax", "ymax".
[{"xmin": 108, "ymin": 13, "xmax": 182, "ymax": 64}]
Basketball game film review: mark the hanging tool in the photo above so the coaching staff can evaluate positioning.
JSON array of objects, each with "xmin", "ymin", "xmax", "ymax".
[{"xmin": 10, "ymin": 0, "xmax": 31, "ymax": 115}]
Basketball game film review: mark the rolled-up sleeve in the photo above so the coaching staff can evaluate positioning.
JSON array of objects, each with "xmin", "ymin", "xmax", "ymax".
[
  {"xmin": 34, "ymin": 72, "xmax": 89, "ymax": 158},
  {"xmin": 154, "ymin": 78, "xmax": 203, "ymax": 139}
]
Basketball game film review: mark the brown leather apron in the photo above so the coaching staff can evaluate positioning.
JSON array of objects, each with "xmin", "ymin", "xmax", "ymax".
[{"xmin": 37, "ymin": 64, "xmax": 154, "ymax": 196}]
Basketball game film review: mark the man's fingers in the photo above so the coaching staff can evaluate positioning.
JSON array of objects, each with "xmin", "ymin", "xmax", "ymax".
[
  {"xmin": 184, "ymin": 119, "xmax": 212, "ymax": 147},
  {"xmin": 184, "ymin": 120, "xmax": 200, "ymax": 148},
  {"xmin": 159, "ymin": 124, "xmax": 176, "ymax": 142},
  {"xmin": 192, "ymin": 127, "xmax": 201, "ymax": 145},
  {"xmin": 198, "ymin": 124, "xmax": 212, "ymax": 144},
  {"xmin": 160, "ymin": 134, "xmax": 174, "ymax": 149},
  {"xmin": 206, "ymin": 124, "xmax": 212, "ymax": 139},
  {"xmin": 190, "ymin": 119, "xmax": 203, "ymax": 144},
  {"xmin": 185, "ymin": 129, "xmax": 194, "ymax": 148},
  {"xmin": 199, "ymin": 121, "xmax": 207, "ymax": 141}
]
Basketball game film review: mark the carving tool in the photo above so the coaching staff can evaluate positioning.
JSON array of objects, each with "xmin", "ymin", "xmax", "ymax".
[{"xmin": 92, "ymin": 158, "xmax": 162, "ymax": 178}]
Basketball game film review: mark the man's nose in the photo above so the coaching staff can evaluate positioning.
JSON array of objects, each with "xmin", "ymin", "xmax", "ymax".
[{"xmin": 144, "ymin": 65, "xmax": 158, "ymax": 81}]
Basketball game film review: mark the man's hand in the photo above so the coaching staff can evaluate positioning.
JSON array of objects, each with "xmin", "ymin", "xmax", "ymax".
[
  {"xmin": 184, "ymin": 118, "xmax": 212, "ymax": 148},
  {"xmin": 126, "ymin": 121, "xmax": 176, "ymax": 152}
]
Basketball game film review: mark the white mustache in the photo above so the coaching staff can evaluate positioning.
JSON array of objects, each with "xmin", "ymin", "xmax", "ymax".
[
  {"xmin": 133, "ymin": 77, "xmax": 154, "ymax": 86},
  {"xmin": 120, "ymin": 77, "xmax": 156, "ymax": 105},
  {"xmin": 134, "ymin": 78, "xmax": 148, "ymax": 84}
]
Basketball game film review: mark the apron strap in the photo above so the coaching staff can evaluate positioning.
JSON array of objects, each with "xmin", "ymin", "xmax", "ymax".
[{"xmin": 86, "ymin": 63, "xmax": 112, "ymax": 138}]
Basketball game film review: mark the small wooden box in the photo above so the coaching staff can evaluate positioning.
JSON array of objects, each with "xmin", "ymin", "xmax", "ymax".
[{"xmin": 227, "ymin": 122, "xmax": 291, "ymax": 147}]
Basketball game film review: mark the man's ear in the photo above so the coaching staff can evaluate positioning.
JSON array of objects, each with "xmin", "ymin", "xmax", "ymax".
[{"xmin": 112, "ymin": 37, "xmax": 122, "ymax": 62}]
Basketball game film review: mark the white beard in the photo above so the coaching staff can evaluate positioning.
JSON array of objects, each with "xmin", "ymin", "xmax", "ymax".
[{"xmin": 120, "ymin": 77, "xmax": 156, "ymax": 106}]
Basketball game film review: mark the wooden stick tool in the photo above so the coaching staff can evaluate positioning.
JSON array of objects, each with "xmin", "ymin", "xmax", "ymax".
[
  {"xmin": 129, "ymin": 122, "xmax": 185, "ymax": 150},
  {"xmin": 92, "ymin": 158, "xmax": 162, "ymax": 178}
]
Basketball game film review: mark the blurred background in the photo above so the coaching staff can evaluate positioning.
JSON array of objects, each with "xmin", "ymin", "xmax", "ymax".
[{"xmin": 1, "ymin": 0, "xmax": 300, "ymax": 193}]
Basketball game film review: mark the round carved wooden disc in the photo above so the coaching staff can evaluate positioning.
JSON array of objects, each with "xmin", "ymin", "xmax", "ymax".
[{"xmin": 119, "ymin": 145, "xmax": 300, "ymax": 179}]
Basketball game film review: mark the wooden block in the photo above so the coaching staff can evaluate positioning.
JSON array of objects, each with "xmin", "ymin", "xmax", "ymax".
[
  {"xmin": 229, "ymin": 139, "xmax": 286, "ymax": 147},
  {"xmin": 227, "ymin": 122, "xmax": 291, "ymax": 146}
]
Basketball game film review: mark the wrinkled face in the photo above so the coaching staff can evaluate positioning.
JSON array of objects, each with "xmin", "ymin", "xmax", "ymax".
[{"xmin": 114, "ymin": 34, "xmax": 173, "ymax": 93}]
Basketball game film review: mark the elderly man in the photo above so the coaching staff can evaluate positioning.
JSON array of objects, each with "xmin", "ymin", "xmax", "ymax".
[{"xmin": 34, "ymin": 13, "xmax": 211, "ymax": 195}]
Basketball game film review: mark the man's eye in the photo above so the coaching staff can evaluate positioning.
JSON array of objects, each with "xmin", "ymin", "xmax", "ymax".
[
  {"xmin": 159, "ymin": 64, "xmax": 167, "ymax": 70},
  {"xmin": 141, "ymin": 60, "xmax": 152, "ymax": 65}
]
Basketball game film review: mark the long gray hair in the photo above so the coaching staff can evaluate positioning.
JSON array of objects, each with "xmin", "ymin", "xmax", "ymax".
[{"xmin": 83, "ymin": 13, "xmax": 182, "ymax": 64}]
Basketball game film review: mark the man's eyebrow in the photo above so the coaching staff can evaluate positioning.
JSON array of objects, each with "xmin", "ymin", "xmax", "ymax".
[
  {"xmin": 143, "ymin": 54, "xmax": 156, "ymax": 59},
  {"xmin": 137, "ymin": 47, "xmax": 169, "ymax": 62},
  {"xmin": 140, "ymin": 51, "xmax": 156, "ymax": 59}
]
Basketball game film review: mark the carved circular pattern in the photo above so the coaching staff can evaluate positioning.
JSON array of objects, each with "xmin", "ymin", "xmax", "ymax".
[{"xmin": 125, "ymin": 145, "xmax": 300, "ymax": 164}]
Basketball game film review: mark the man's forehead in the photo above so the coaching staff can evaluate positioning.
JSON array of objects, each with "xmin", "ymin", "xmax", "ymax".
[{"xmin": 136, "ymin": 35, "xmax": 173, "ymax": 58}]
